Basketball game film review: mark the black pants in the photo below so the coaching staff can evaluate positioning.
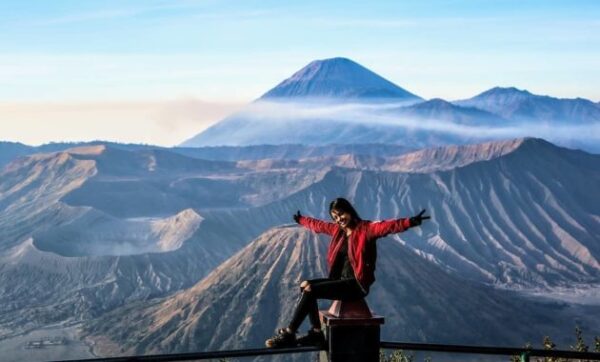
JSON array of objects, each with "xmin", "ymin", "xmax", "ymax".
[{"xmin": 288, "ymin": 278, "xmax": 366, "ymax": 332}]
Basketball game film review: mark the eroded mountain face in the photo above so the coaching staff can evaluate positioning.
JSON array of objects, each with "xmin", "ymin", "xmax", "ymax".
[
  {"xmin": 0, "ymin": 138, "xmax": 598, "ymax": 352},
  {"xmin": 82, "ymin": 226, "xmax": 600, "ymax": 357}
]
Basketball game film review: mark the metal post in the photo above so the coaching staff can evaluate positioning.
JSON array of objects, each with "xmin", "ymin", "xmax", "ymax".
[{"xmin": 319, "ymin": 299, "xmax": 384, "ymax": 362}]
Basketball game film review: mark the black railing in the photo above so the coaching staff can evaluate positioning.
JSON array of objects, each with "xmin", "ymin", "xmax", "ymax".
[
  {"xmin": 54, "ymin": 342, "xmax": 600, "ymax": 362},
  {"xmin": 380, "ymin": 341, "xmax": 600, "ymax": 362},
  {"xmin": 54, "ymin": 346, "xmax": 321, "ymax": 362}
]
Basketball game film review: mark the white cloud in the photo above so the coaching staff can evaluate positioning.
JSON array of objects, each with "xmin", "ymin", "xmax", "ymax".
[{"xmin": 237, "ymin": 100, "xmax": 600, "ymax": 142}]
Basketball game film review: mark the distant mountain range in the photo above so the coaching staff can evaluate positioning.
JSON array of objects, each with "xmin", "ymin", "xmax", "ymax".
[
  {"xmin": 181, "ymin": 57, "xmax": 600, "ymax": 153},
  {"xmin": 0, "ymin": 141, "xmax": 412, "ymax": 170},
  {"xmin": 455, "ymin": 86, "xmax": 600, "ymax": 123}
]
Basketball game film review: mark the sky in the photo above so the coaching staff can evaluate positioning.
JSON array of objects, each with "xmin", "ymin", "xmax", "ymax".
[{"xmin": 1, "ymin": 0, "xmax": 599, "ymax": 146}]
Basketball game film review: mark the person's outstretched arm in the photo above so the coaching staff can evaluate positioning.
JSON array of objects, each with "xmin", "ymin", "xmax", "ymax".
[
  {"xmin": 367, "ymin": 209, "xmax": 431, "ymax": 239},
  {"xmin": 293, "ymin": 210, "xmax": 337, "ymax": 235}
]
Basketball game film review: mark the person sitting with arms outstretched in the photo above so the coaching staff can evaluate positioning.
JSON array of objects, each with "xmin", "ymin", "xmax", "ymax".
[{"xmin": 265, "ymin": 197, "xmax": 430, "ymax": 348}]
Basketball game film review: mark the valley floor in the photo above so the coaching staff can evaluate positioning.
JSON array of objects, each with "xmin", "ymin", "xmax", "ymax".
[
  {"xmin": 520, "ymin": 284, "xmax": 600, "ymax": 306},
  {"xmin": 0, "ymin": 324, "xmax": 95, "ymax": 362}
]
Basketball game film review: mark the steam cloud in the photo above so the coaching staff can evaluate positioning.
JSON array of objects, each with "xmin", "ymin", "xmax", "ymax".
[{"xmin": 238, "ymin": 100, "xmax": 600, "ymax": 143}]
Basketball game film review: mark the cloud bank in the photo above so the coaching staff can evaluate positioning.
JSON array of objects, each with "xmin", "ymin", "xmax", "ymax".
[{"xmin": 238, "ymin": 100, "xmax": 600, "ymax": 143}]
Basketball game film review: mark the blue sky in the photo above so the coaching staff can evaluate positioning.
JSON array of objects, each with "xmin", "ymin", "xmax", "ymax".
[{"xmin": 1, "ymin": 0, "xmax": 599, "ymax": 145}]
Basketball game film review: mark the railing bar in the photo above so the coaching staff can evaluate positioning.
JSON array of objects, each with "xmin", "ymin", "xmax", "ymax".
[
  {"xmin": 381, "ymin": 341, "xmax": 520, "ymax": 355},
  {"xmin": 380, "ymin": 341, "xmax": 600, "ymax": 360},
  {"xmin": 53, "ymin": 341, "xmax": 600, "ymax": 362},
  {"xmin": 53, "ymin": 346, "xmax": 322, "ymax": 362}
]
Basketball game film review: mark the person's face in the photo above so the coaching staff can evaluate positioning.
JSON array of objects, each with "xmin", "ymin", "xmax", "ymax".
[{"xmin": 330, "ymin": 209, "xmax": 354, "ymax": 229}]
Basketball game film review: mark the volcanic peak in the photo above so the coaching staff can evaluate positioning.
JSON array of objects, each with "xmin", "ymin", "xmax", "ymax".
[{"xmin": 260, "ymin": 57, "xmax": 422, "ymax": 101}]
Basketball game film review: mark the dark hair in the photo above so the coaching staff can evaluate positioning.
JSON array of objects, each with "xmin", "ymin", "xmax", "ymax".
[{"xmin": 329, "ymin": 198, "xmax": 361, "ymax": 221}]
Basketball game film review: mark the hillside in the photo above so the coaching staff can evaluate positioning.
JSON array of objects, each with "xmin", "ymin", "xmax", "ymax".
[{"xmin": 84, "ymin": 226, "xmax": 600, "ymax": 358}]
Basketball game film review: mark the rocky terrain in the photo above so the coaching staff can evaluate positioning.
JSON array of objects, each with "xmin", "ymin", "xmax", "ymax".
[
  {"xmin": 83, "ymin": 226, "xmax": 600, "ymax": 358},
  {"xmin": 0, "ymin": 137, "xmax": 598, "ymax": 359}
]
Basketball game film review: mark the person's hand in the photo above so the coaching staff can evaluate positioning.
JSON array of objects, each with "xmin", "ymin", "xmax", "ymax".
[
  {"xmin": 293, "ymin": 210, "xmax": 302, "ymax": 224},
  {"xmin": 409, "ymin": 209, "xmax": 430, "ymax": 227}
]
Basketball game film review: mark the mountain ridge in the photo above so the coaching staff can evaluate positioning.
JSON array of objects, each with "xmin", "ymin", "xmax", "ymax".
[
  {"xmin": 456, "ymin": 86, "xmax": 600, "ymax": 123},
  {"xmin": 394, "ymin": 97, "xmax": 509, "ymax": 125},
  {"xmin": 0, "ymin": 141, "xmax": 414, "ymax": 170}
]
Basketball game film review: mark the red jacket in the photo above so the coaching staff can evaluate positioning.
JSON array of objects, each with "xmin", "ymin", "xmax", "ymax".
[{"xmin": 298, "ymin": 215, "xmax": 411, "ymax": 292}]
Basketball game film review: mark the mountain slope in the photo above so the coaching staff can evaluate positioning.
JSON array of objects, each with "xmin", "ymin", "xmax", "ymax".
[
  {"xmin": 84, "ymin": 226, "xmax": 600, "ymax": 357},
  {"xmin": 180, "ymin": 58, "xmax": 426, "ymax": 147},
  {"xmin": 395, "ymin": 98, "xmax": 508, "ymax": 125},
  {"xmin": 321, "ymin": 140, "xmax": 600, "ymax": 287},
  {"xmin": 182, "ymin": 114, "xmax": 419, "ymax": 147},
  {"xmin": 0, "ymin": 146, "xmax": 256, "ymax": 338},
  {"xmin": 191, "ymin": 138, "xmax": 600, "ymax": 288},
  {"xmin": 234, "ymin": 138, "xmax": 527, "ymax": 174},
  {"xmin": 260, "ymin": 57, "xmax": 422, "ymax": 101},
  {"xmin": 0, "ymin": 142, "xmax": 32, "ymax": 170},
  {"xmin": 382, "ymin": 138, "xmax": 526, "ymax": 172},
  {"xmin": 175, "ymin": 143, "xmax": 412, "ymax": 161}
]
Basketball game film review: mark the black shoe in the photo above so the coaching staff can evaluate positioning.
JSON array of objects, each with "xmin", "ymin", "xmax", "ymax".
[
  {"xmin": 265, "ymin": 328, "xmax": 297, "ymax": 348},
  {"xmin": 297, "ymin": 329, "xmax": 326, "ymax": 348}
]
